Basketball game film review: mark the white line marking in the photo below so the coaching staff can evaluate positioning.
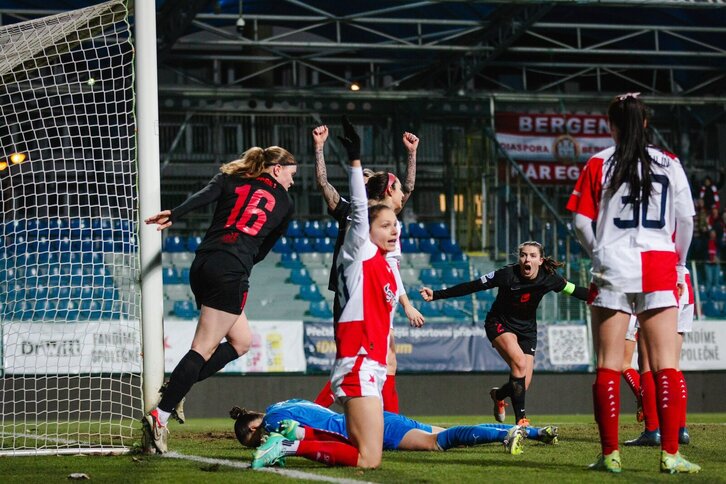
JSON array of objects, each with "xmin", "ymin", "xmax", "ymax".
[{"xmin": 164, "ymin": 451, "xmax": 375, "ymax": 484}]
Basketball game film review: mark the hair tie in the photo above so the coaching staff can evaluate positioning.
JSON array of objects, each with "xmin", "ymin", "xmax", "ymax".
[
  {"xmin": 617, "ymin": 92, "xmax": 641, "ymax": 101},
  {"xmin": 381, "ymin": 172, "xmax": 396, "ymax": 197}
]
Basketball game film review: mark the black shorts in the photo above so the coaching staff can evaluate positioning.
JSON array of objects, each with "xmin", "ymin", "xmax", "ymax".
[
  {"xmin": 484, "ymin": 319, "xmax": 537, "ymax": 356},
  {"xmin": 189, "ymin": 251, "xmax": 249, "ymax": 315}
]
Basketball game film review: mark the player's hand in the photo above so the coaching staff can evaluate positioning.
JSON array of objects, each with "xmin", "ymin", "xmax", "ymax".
[
  {"xmin": 337, "ymin": 116, "xmax": 360, "ymax": 162},
  {"xmin": 677, "ymin": 283, "xmax": 685, "ymax": 299},
  {"xmin": 404, "ymin": 304, "xmax": 425, "ymax": 327},
  {"xmin": 144, "ymin": 210, "xmax": 172, "ymax": 231},
  {"xmin": 312, "ymin": 125, "xmax": 328, "ymax": 148},
  {"xmin": 402, "ymin": 132, "xmax": 419, "ymax": 152},
  {"xmin": 419, "ymin": 287, "xmax": 434, "ymax": 302}
]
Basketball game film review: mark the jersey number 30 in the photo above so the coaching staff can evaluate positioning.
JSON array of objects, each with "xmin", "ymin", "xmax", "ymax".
[
  {"xmin": 614, "ymin": 174, "xmax": 669, "ymax": 229},
  {"xmin": 224, "ymin": 185, "xmax": 276, "ymax": 235}
]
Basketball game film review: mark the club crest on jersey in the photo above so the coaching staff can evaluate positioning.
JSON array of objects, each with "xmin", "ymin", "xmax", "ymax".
[
  {"xmin": 384, "ymin": 283, "xmax": 396, "ymax": 306},
  {"xmin": 520, "ymin": 293, "xmax": 531, "ymax": 303},
  {"xmin": 222, "ymin": 231, "xmax": 239, "ymax": 244}
]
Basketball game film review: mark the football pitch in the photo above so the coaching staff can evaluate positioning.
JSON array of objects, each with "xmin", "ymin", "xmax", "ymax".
[{"xmin": 3, "ymin": 413, "xmax": 725, "ymax": 483}]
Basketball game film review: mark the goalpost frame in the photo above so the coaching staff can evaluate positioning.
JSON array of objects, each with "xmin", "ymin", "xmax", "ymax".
[{"xmin": 135, "ymin": 0, "xmax": 165, "ymax": 414}]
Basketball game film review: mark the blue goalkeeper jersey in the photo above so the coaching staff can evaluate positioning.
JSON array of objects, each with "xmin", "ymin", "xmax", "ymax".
[{"xmin": 262, "ymin": 399, "xmax": 432, "ymax": 450}]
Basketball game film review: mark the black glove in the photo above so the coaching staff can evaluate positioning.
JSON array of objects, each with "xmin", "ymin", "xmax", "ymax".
[{"xmin": 337, "ymin": 115, "xmax": 360, "ymax": 161}]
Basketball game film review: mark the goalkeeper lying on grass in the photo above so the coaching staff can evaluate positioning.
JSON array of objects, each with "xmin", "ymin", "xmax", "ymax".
[{"xmin": 230, "ymin": 398, "xmax": 558, "ymax": 468}]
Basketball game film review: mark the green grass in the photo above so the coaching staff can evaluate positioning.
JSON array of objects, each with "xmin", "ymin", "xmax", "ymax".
[{"xmin": 2, "ymin": 414, "xmax": 725, "ymax": 483}]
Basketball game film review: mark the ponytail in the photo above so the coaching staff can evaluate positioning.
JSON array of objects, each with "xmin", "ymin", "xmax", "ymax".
[
  {"xmin": 605, "ymin": 93, "xmax": 663, "ymax": 202},
  {"xmin": 221, "ymin": 146, "xmax": 295, "ymax": 178}
]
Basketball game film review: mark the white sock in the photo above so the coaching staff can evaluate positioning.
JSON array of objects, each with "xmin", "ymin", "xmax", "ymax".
[
  {"xmin": 281, "ymin": 440, "xmax": 300, "ymax": 456},
  {"xmin": 156, "ymin": 408, "xmax": 171, "ymax": 425}
]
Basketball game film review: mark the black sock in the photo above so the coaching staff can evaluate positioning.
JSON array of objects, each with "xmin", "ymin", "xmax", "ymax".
[
  {"xmin": 509, "ymin": 375, "xmax": 527, "ymax": 422},
  {"xmin": 158, "ymin": 350, "xmax": 205, "ymax": 413},
  {"xmin": 495, "ymin": 381, "xmax": 513, "ymax": 401},
  {"xmin": 197, "ymin": 342, "xmax": 240, "ymax": 382}
]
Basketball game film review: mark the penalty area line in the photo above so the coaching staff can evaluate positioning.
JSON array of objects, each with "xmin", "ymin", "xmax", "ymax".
[{"xmin": 164, "ymin": 451, "xmax": 376, "ymax": 484}]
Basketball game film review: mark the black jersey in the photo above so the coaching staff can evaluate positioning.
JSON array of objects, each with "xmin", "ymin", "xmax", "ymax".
[
  {"xmin": 327, "ymin": 197, "xmax": 351, "ymax": 292},
  {"xmin": 432, "ymin": 263, "xmax": 567, "ymax": 334},
  {"xmin": 169, "ymin": 172, "xmax": 293, "ymax": 271}
]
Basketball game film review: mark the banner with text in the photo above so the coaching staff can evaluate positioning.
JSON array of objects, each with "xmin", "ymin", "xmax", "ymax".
[
  {"xmin": 3, "ymin": 321, "xmax": 142, "ymax": 375},
  {"xmin": 495, "ymin": 111, "xmax": 613, "ymax": 185},
  {"xmin": 305, "ymin": 322, "xmax": 592, "ymax": 373},
  {"xmin": 163, "ymin": 319, "xmax": 306, "ymax": 373}
]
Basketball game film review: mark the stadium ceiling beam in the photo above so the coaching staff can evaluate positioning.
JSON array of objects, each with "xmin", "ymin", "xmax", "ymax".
[{"xmin": 429, "ymin": 0, "xmax": 726, "ymax": 8}]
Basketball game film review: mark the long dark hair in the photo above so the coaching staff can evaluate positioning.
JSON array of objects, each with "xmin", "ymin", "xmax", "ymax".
[
  {"xmin": 605, "ymin": 93, "xmax": 663, "ymax": 201},
  {"xmin": 517, "ymin": 241, "xmax": 563, "ymax": 275},
  {"xmin": 230, "ymin": 406, "xmax": 265, "ymax": 448}
]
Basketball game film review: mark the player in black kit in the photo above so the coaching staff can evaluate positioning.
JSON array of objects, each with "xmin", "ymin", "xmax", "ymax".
[
  {"xmin": 420, "ymin": 241, "xmax": 588, "ymax": 426},
  {"xmin": 142, "ymin": 146, "xmax": 296, "ymax": 453}
]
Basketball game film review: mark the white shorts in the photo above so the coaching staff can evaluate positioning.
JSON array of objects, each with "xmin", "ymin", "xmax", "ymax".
[
  {"xmin": 589, "ymin": 285, "xmax": 678, "ymax": 314},
  {"xmin": 330, "ymin": 355, "xmax": 387, "ymax": 404},
  {"xmin": 678, "ymin": 288, "xmax": 694, "ymax": 333},
  {"xmin": 625, "ymin": 314, "xmax": 639, "ymax": 342}
]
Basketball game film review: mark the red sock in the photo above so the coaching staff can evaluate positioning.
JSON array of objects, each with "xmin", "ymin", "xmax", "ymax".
[
  {"xmin": 622, "ymin": 368, "xmax": 641, "ymax": 400},
  {"xmin": 313, "ymin": 381, "xmax": 335, "ymax": 408},
  {"xmin": 593, "ymin": 368, "xmax": 620, "ymax": 455},
  {"xmin": 656, "ymin": 368, "xmax": 681, "ymax": 454},
  {"xmin": 296, "ymin": 440, "xmax": 359, "ymax": 467},
  {"xmin": 304, "ymin": 427, "xmax": 351, "ymax": 444},
  {"xmin": 640, "ymin": 371, "xmax": 660, "ymax": 432},
  {"xmin": 382, "ymin": 375, "xmax": 399, "ymax": 413},
  {"xmin": 678, "ymin": 370, "xmax": 688, "ymax": 429}
]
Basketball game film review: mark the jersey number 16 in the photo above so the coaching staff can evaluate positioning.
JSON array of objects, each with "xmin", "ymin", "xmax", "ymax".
[{"xmin": 224, "ymin": 185, "xmax": 276, "ymax": 236}]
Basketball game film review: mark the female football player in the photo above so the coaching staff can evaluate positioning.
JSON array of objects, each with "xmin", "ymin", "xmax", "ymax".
[
  {"xmin": 567, "ymin": 92, "xmax": 699, "ymax": 473},
  {"xmin": 142, "ymin": 146, "xmax": 296, "ymax": 453}
]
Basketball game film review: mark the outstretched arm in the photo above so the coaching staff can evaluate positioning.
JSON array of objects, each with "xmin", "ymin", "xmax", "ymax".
[
  {"xmin": 401, "ymin": 132, "xmax": 419, "ymax": 207},
  {"xmin": 313, "ymin": 125, "xmax": 341, "ymax": 212},
  {"xmin": 420, "ymin": 278, "xmax": 487, "ymax": 301},
  {"xmin": 145, "ymin": 173, "xmax": 224, "ymax": 231},
  {"xmin": 562, "ymin": 281, "xmax": 589, "ymax": 301}
]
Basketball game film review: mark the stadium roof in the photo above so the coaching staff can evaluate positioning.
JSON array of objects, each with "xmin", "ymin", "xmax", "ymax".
[{"xmin": 1, "ymin": 1, "xmax": 724, "ymax": 104}]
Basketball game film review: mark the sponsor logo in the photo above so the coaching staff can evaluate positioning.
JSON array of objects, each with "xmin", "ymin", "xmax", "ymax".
[{"xmin": 520, "ymin": 293, "xmax": 531, "ymax": 303}]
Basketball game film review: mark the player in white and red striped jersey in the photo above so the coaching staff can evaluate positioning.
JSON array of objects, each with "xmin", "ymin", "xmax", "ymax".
[{"xmin": 567, "ymin": 93, "xmax": 699, "ymax": 474}]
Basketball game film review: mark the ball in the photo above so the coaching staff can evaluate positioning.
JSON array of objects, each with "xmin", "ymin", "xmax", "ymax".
[{"xmin": 87, "ymin": 78, "xmax": 96, "ymax": 86}]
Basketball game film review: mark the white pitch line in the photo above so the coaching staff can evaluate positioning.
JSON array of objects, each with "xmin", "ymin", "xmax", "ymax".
[{"xmin": 164, "ymin": 451, "xmax": 376, "ymax": 484}]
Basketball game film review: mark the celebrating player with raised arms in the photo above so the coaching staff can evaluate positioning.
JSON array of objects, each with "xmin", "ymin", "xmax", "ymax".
[
  {"xmin": 567, "ymin": 92, "xmax": 699, "ymax": 474},
  {"xmin": 420, "ymin": 241, "xmax": 588, "ymax": 427},
  {"xmin": 142, "ymin": 146, "xmax": 296, "ymax": 453}
]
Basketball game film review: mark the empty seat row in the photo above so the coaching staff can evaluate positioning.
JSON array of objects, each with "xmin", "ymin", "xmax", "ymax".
[
  {"xmin": 4, "ymin": 285, "xmax": 118, "ymax": 302},
  {"xmin": 273, "ymin": 237, "xmax": 335, "ymax": 254},
  {"xmin": 284, "ymin": 220, "xmax": 451, "ymax": 240},
  {"xmin": 3, "ymin": 218, "xmax": 135, "ymax": 238},
  {"xmin": 3, "ymin": 299, "xmax": 125, "ymax": 321},
  {"xmin": 3, "ymin": 236, "xmax": 136, "ymax": 254},
  {"xmin": 163, "ymin": 235, "xmax": 203, "ymax": 253}
]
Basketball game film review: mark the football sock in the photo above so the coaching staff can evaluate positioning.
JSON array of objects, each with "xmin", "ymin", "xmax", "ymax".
[
  {"xmin": 656, "ymin": 368, "xmax": 681, "ymax": 454},
  {"xmin": 640, "ymin": 371, "xmax": 660, "ymax": 431},
  {"xmin": 622, "ymin": 368, "xmax": 641, "ymax": 400},
  {"xmin": 509, "ymin": 375, "xmax": 527, "ymax": 423},
  {"xmin": 158, "ymin": 350, "xmax": 205, "ymax": 414},
  {"xmin": 678, "ymin": 370, "xmax": 688, "ymax": 429},
  {"xmin": 593, "ymin": 368, "xmax": 620, "ymax": 455},
  {"xmin": 303, "ymin": 427, "xmax": 350, "ymax": 444},
  {"xmin": 296, "ymin": 440, "xmax": 359, "ymax": 467},
  {"xmin": 435, "ymin": 425, "xmax": 506, "ymax": 450},
  {"xmin": 197, "ymin": 342, "xmax": 239, "ymax": 382},
  {"xmin": 155, "ymin": 408, "xmax": 171, "ymax": 425},
  {"xmin": 494, "ymin": 380, "xmax": 513, "ymax": 401},
  {"xmin": 313, "ymin": 381, "xmax": 335, "ymax": 408},
  {"xmin": 382, "ymin": 375, "xmax": 400, "ymax": 413}
]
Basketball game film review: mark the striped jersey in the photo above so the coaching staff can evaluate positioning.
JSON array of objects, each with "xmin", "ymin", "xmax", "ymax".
[{"xmin": 566, "ymin": 146, "xmax": 694, "ymax": 292}]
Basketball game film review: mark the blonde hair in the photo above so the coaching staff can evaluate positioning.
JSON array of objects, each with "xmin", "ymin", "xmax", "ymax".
[{"xmin": 220, "ymin": 146, "xmax": 295, "ymax": 177}]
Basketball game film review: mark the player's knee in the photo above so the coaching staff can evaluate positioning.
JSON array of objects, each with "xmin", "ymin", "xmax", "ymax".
[{"xmin": 511, "ymin": 356, "xmax": 527, "ymax": 374}]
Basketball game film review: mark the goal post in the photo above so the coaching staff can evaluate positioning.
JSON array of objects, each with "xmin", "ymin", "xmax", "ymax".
[{"xmin": 0, "ymin": 0, "xmax": 163, "ymax": 455}]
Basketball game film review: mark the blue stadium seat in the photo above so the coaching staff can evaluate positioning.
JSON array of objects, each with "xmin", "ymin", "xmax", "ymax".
[
  {"xmin": 324, "ymin": 220, "xmax": 339, "ymax": 238},
  {"xmin": 398, "ymin": 222, "xmax": 408, "ymax": 238},
  {"xmin": 187, "ymin": 235, "xmax": 203, "ymax": 252},
  {"xmin": 427, "ymin": 222, "xmax": 449, "ymax": 238},
  {"xmin": 419, "ymin": 268, "xmax": 441, "ymax": 285},
  {"xmin": 303, "ymin": 220, "xmax": 325, "ymax": 238},
  {"xmin": 273, "ymin": 236, "xmax": 293, "ymax": 254},
  {"xmin": 408, "ymin": 222, "xmax": 429, "ymax": 238},
  {"xmin": 289, "ymin": 267, "xmax": 313, "ymax": 285},
  {"xmin": 441, "ymin": 267, "xmax": 468, "ymax": 285},
  {"xmin": 293, "ymin": 237, "xmax": 315, "ymax": 253},
  {"xmin": 56, "ymin": 300, "xmax": 80, "ymax": 321},
  {"xmin": 450, "ymin": 252, "xmax": 469, "ymax": 266},
  {"xmin": 163, "ymin": 236, "xmax": 186, "ymax": 253},
  {"xmin": 69, "ymin": 219, "xmax": 92, "ymax": 239},
  {"xmin": 163, "ymin": 267, "xmax": 181, "ymax": 284},
  {"xmin": 173, "ymin": 300, "xmax": 199, "ymax": 319},
  {"xmin": 430, "ymin": 253, "xmax": 450, "ymax": 268},
  {"xmin": 91, "ymin": 219, "xmax": 114, "ymax": 239},
  {"xmin": 299, "ymin": 283, "xmax": 324, "ymax": 302},
  {"xmin": 47, "ymin": 218, "xmax": 69, "ymax": 239},
  {"xmin": 79, "ymin": 300, "xmax": 103, "ymax": 320},
  {"xmin": 179, "ymin": 267, "xmax": 191, "ymax": 284},
  {"xmin": 286, "ymin": 220, "xmax": 304, "ymax": 238},
  {"xmin": 4, "ymin": 220, "xmax": 25, "ymax": 236},
  {"xmin": 400, "ymin": 237, "xmax": 418, "ymax": 253},
  {"xmin": 309, "ymin": 300, "xmax": 333, "ymax": 320},
  {"xmin": 442, "ymin": 304, "xmax": 468, "ymax": 320},
  {"xmin": 314, "ymin": 237, "xmax": 334, "ymax": 253},
  {"xmin": 702, "ymin": 301, "xmax": 721, "ymax": 318},
  {"xmin": 418, "ymin": 238, "xmax": 440, "ymax": 254},
  {"xmin": 280, "ymin": 251, "xmax": 303, "ymax": 269},
  {"xmin": 419, "ymin": 302, "xmax": 443, "ymax": 318},
  {"xmin": 440, "ymin": 239, "xmax": 462, "ymax": 255}
]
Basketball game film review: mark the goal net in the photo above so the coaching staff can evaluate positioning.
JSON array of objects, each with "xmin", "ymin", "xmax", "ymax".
[{"xmin": 0, "ymin": 0, "xmax": 142, "ymax": 455}]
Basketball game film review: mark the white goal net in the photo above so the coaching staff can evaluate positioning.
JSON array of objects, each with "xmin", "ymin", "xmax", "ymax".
[{"xmin": 0, "ymin": 0, "xmax": 142, "ymax": 455}]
